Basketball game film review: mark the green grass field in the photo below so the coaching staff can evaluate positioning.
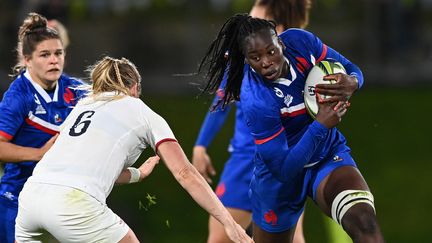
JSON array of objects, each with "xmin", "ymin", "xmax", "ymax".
[{"xmin": 107, "ymin": 87, "xmax": 432, "ymax": 243}]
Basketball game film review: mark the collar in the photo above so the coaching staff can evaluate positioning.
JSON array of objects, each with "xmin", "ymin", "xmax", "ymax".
[{"xmin": 24, "ymin": 70, "xmax": 59, "ymax": 103}]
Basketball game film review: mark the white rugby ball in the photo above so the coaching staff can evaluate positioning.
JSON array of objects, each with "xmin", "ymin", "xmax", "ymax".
[{"xmin": 304, "ymin": 60, "xmax": 346, "ymax": 119}]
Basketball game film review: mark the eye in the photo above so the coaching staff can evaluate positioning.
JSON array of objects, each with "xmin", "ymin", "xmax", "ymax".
[
  {"xmin": 55, "ymin": 50, "xmax": 64, "ymax": 56},
  {"xmin": 269, "ymin": 49, "xmax": 275, "ymax": 55},
  {"xmin": 41, "ymin": 53, "xmax": 49, "ymax": 57}
]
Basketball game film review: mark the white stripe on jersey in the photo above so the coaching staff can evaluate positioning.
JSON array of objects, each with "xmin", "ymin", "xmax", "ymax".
[{"xmin": 28, "ymin": 111, "xmax": 60, "ymax": 132}]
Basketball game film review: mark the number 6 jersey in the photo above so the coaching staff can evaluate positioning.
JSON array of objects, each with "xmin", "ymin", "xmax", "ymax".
[{"xmin": 27, "ymin": 92, "xmax": 177, "ymax": 204}]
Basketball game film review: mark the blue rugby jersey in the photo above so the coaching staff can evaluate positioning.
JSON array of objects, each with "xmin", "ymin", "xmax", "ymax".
[
  {"xmin": 195, "ymin": 81, "xmax": 255, "ymax": 154},
  {"xmin": 240, "ymin": 28, "xmax": 363, "ymax": 184},
  {"xmin": 0, "ymin": 71, "xmax": 84, "ymax": 205}
]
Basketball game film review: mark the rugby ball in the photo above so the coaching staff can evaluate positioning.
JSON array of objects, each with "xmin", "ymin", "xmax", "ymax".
[{"xmin": 304, "ymin": 60, "xmax": 346, "ymax": 119}]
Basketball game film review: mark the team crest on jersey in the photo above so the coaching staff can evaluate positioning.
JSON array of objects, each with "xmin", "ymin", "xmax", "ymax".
[
  {"xmin": 284, "ymin": 94, "xmax": 293, "ymax": 107},
  {"xmin": 34, "ymin": 94, "xmax": 46, "ymax": 114},
  {"xmin": 54, "ymin": 113, "xmax": 63, "ymax": 123}
]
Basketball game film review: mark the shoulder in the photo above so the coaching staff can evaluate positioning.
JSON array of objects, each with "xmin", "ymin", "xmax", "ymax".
[
  {"xmin": 279, "ymin": 28, "xmax": 320, "ymax": 49},
  {"xmin": 59, "ymin": 74, "xmax": 85, "ymax": 86},
  {"xmin": 240, "ymin": 69, "xmax": 279, "ymax": 118}
]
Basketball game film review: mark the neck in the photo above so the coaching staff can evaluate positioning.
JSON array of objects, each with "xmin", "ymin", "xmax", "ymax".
[{"xmin": 28, "ymin": 73, "xmax": 57, "ymax": 90}]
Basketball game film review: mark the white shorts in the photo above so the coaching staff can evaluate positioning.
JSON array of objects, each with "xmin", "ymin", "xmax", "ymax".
[{"xmin": 15, "ymin": 182, "xmax": 130, "ymax": 243}]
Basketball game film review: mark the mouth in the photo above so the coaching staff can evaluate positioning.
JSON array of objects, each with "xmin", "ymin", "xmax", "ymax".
[
  {"xmin": 263, "ymin": 69, "xmax": 278, "ymax": 80},
  {"xmin": 47, "ymin": 68, "xmax": 60, "ymax": 73}
]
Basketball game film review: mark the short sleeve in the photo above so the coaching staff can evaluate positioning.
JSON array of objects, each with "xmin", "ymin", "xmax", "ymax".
[
  {"xmin": 0, "ymin": 90, "xmax": 29, "ymax": 140},
  {"xmin": 139, "ymin": 102, "xmax": 177, "ymax": 152}
]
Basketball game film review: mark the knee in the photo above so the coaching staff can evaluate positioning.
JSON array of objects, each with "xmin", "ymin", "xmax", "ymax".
[{"xmin": 342, "ymin": 205, "xmax": 380, "ymax": 235}]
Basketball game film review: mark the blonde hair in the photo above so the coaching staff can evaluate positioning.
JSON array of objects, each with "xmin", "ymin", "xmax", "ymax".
[
  {"xmin": 12, "ymin": 12, "xmax": 61, "ymax": 77},
  {"xmin": 86, "ymin": 56, "xmax": 141, "ymax": 99}
]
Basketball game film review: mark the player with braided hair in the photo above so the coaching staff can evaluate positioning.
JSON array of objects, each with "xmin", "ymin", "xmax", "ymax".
[{"xmin": 197, "ymin": 13, "xmax": 384, "ymax": 243}]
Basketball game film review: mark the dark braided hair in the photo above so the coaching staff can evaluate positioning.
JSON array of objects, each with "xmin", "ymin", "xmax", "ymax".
[
  {"xmin": 198, "ymin": 13, "xmax": 276, "ymax": 108},
  {"xmin": 257, "ymin": 0, "xmax": 312, "ymax": 29}
]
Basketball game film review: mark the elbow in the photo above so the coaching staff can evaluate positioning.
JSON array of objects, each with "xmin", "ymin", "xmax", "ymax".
[{"xmin": 174, "ymin": 163, "xmax": 195, "ymax": 184}]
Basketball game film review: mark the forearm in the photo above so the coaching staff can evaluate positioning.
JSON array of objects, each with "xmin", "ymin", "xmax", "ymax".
[
  {"xmin": 174, "ymin": 163, "xmax": 234, "ymax": 226},
  {"xmin": 0, "ymin": 140, "xmax": 42, "ymax": 162},
  {"xmin": 159, "ymin": 141, "xmax": 234, "ymax": 226},
  {"xmin": 258, "ymin": 121, "xmax": 328, "ymax": 182},
  {"xmin": 115, "ymin": 169, "xmax": 133, "ymax": 185}
]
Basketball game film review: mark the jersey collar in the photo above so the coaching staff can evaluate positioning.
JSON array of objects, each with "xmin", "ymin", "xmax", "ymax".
[{"xmin": 24, "ymin": 70, "xmax": 59, "ymax": 103}]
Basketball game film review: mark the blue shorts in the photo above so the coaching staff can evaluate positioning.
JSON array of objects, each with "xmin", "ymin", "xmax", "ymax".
[
  {"xmin": 251, "ymin": 151, "xmax": 357, "ymax": 232},
  {"xmin": 215, "ymin": 152, "xmax": 255, "ymax": 211},
  {"xmin": 0, "ymin": 196, "xmax": 18, "ymax": 243}
]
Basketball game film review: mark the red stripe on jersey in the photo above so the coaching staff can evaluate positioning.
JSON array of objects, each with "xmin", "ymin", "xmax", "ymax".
[
  {"xmin": 295, "ymin": 57, "xmax": 310, "ymax": 73},
  {"xmin": 255, "ymin": 127, "xmax": 285, "ymax": 145},
  {"xmin": 316, "ymin": 44, "xmax": 328, "ymax": 63},
  {"xmin": 281, "ymin": 108, "xmax": 306, "ymax": 117},
  {"xmin": 0, "ymin": 130, "xmax": 13, "ymax": 140},
  {"xmin": 25, "ymin": 118, "xmax": 58, "ymax": 135},
  {"xmin": 155, "ymin": 138, "xmax": 178, "ymax": 154}
]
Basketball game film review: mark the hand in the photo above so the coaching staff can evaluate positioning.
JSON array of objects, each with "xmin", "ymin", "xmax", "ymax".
[
  {"xmin": 37, "ymin": 133, "xmax": 59, "ymax": 161},
  {"xmin": 315, "ymin": 93, "xmax": 349, "ymax": 129},
  {"xmin": 315, "ymin": 73, "xmax": 358, "ymax": 103},
  {"xmin": 138, "ymin": 156, "xmax": 160, "ymax": 180},
  {"xmin": 192, "ymin": 146, "xmax": 216, "ymax": 184},
  {"xmin": 224, "ymin": 222, "xmax": 254, "ymax": 243}
]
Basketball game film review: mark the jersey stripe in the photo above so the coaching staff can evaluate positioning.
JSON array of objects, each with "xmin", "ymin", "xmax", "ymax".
[
  {"xmin": 255, "ymin": 127, "xmax": 285, "ymax": 145},
  {"xmin": 155, "ymin": 138, "xmax": 178, "ymax": 153},
  {"xmin": 316, "ymin": 44, "xmax": 328, "ymax": 63},
  {"xmin": 280, "ymin": 103, "xmax": 307, "ymax": 117},
  {"xmin": 25, "ymin": 111, "xmax": 60, "ymax": 135},
  {"xmin": 0, "ymin": 130, "xmax": 13, "ymax": 140}
]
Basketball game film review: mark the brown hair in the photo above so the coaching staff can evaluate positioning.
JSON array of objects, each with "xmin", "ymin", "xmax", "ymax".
[
  {"xmin": 88, "ymin": 56, "xmax": 141, "ymax": 97},
  {"xmin": 256, "ymin": 0, "xmax": 312, "ymax": 29},
  {"xmin": 12, "ymin": 12, "xmax": 61, "ymax": 77}
]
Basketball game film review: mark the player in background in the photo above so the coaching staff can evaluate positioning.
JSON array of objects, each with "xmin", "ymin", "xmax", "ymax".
[
  {"xmin": 192, "ymin": 1, "xmax": 310, "ymax": 242},
  {"xmin": 15, "ymin": 56, "xmax": 253, "ymax": 243},
  {"xmin": 197, "ymin": 14, "xmax": 384, "ymax": 243},
  {"xmin": 0, "ymin": 12, "xmax": 84, "ymax": 243}
]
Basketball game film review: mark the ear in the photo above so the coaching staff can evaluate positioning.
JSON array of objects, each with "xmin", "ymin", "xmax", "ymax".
[
  {"xmin": 23, "ymin": 55, "xmax": 32, "ymax": 67},
  {"xmin": 129, "ymin": 82, "xmax": 139, "ymax": 98}
]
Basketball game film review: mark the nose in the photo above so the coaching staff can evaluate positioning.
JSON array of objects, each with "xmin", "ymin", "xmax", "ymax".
[
  {"xmin": 261, "ymin": 57, "xmax": 273, "ymax": 68},
  {"xmin": 49, "ymin": 54, "xmax": 58, "ymax": 64}
]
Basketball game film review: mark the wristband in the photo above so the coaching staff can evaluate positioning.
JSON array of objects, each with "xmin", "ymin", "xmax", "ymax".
[{"xmin": 127, "ymin": 167, "xmax": 141, "ymax": 183}]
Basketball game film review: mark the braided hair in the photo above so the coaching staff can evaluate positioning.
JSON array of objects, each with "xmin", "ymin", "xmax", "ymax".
[{"xmin": 198, "ymin": 13, "xmax": 276, "ymax": 108}]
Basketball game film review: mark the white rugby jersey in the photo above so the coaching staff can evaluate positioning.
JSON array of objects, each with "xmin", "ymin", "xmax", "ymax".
[{"xmin": 28, "ymin": 92, "xmax": 176, "ymax": 203}]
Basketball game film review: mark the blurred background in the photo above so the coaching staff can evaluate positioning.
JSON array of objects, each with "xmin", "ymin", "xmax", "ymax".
[{"xmin": 0, "ymin": 0, "xmax": 431, "ymax": 242}]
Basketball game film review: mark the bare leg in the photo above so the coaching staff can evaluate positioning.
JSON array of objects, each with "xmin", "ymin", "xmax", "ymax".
[
  {"xmin": 293, "ymin": 211, "xmax": 305, "ymax": 243},
  {"xmin": 252, "ymin": 222, "xmax": 294, "ymax": 243},
  {"xmin": 315, "ymin": 166, "xmax": 384, "ymax": 243}
]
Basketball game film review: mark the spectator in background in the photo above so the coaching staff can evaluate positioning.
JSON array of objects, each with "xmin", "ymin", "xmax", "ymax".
[
  {"xmin": 15, "ymin": 56, "xmax": 253, "ymax": 243},
  {"xmin": 0, "ymin": 12, "xmax": 84, "ymax": 243},
  {"xmin": 192, "ymin": 1, "xmax": 310, "ymax": 242}
]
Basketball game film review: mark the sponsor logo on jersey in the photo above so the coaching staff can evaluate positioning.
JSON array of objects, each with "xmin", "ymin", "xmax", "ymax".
[
  {"xmin": 333, "ymin": 155, "xmax": 343, "ymax": 162},
  {"xmin": 2, "ymin": 191, "xmax": 14, "ymax": 201},
  {"xmin": 273, "ymin": 87, "xmax": 284, "ymax": 98},
  {"xmin": 34, "ymin": 94, "xmax": 46, "ymax": 114},
  {"xmin": 215, "ymin": 182, "xmax": 226, "ymax": 198}
]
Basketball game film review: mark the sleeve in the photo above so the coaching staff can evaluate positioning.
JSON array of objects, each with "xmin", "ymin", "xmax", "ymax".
[
  {"xmin": 242, "ymin": 90, "xmax": 329, "ymax": 183},
  {"xmin": 0, "ymin": 90, "xmax": 28, "ymax": 140},
  {"xmin": 195, "ymin": 84, "xmax": 232, "ymax": 147},
  {"xmin": 140, "ymin": 102, "xmax": 177, "ymax": 153},
  {"xmin": 307, "ymin": 30, "xmax": 364, "ymax": 89}
]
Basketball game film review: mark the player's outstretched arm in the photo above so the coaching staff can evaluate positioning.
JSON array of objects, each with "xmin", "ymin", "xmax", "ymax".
[
  {"xmin": 115, "ymin": 156, "xmax": 160, "ymax": 185},
  {"xmin": 158, "ymin": 141, "xmax": 253, "ymax": 243},
  {"xmin": 0, "ymin": 134, "xmax": 58, "ymax": 163}
]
